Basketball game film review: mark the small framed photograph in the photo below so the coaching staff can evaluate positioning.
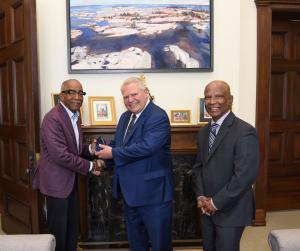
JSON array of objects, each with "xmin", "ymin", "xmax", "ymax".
[
  {"xmin": 170, "ymin": 110, "xmax": 191, "ymax": 124},
  {"xmin": 51, "ymin": 93, "xmax": 84, "ymax": 124},
  {"xmin": 51, "ymin": 93, "xmax": 60, "ymax": 107},
  {"xmin": 198, "ymin": 97, "xmax": 211, "ymax": 123},
  {"xmin": 89, "ymin": 96, "xmax": 116, "ymax": 125}
]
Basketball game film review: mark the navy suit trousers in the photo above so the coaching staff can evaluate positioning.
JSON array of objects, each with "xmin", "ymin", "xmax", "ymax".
[{"xmin": 124, "ymin": 200, "xmax": 173, "ymax": 251}]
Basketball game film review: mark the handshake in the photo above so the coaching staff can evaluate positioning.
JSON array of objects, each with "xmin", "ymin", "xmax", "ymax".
[{"xmin": 91, "ymin": 159, "xmax": 105, "ymax": 176}]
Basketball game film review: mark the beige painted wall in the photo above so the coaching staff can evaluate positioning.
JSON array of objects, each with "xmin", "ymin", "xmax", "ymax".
[{"xmin": 36, "ymin": 0, "xmax": 257, "ymax": 126}]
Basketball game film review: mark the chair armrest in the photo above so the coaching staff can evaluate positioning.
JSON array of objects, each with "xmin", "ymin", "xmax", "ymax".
[
  {"xmin": 268, "ymin": 229, "xmax": 300, "ymax": 251},
  {"xmin": 0, "ymin": 234, "xmax": 55, "ymax": 251}
]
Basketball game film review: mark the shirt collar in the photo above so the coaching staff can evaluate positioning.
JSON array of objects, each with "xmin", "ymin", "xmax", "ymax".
[
  {"xmin": 60, "ymin": 101, "xmax": 79, "ymax": 120},
  {"xmin": 211, "ymin": 110, "xmax": 230, "ymax": 127},
  {"xmin": 132, "ymin": 98, "xmax": 150, "ymax": 120}
]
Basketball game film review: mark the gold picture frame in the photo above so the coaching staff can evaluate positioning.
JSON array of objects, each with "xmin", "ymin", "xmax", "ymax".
[
  {"xmin": 51, "ymin": 93, "xmax": 60, "ymax": 107},
  {"xmin": 197, "ymin": 97, "xmax": 212, "ymax": 124},
  {"xmin": 51, "ymin": 93, "xmax": 84, "ymax": 124},
  {"xmin": 89, "ymin": 96, "xmax": 116, "ymax": 125},
  {"xmin": 170, "ymin": 110, "xmax": 191, "ymax": 124}
]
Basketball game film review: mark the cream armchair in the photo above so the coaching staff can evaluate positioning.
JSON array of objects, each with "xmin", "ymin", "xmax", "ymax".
[
  {"xmin": 0, "ymin": 234, "xmax": 55, "ymax": 251},
  {"xmin": 268, "ymin": 229, "xmax": 300, "ymax": 251}
]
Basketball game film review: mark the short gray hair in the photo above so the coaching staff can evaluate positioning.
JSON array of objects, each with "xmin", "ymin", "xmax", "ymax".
[
  {"xmin": 121, "ymin": 77, "xmax": 147, "ymax": 93},
  {"xmin": 60, "ymin": 79, "xmax": 81, "ymax": 92},
  {"xmin": 121, "ymin": 77, "xmax": 155, "ymax": 101}
]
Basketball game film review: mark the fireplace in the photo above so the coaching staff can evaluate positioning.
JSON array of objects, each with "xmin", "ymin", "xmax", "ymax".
[{"xmin": 79, "ymin": 125, "xmax": 202, "ymax": 248}]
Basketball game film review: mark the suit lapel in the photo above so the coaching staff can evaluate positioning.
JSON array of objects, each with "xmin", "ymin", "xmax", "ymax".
[
  {"xmin": 206, "ymin": 112, "xmax": 235, "ymax": 162},
  {"xmin": 57, "ymin": 103, "xmax": 78, "ymax": 152},
  {"xmin": 121, "ymin": 112, "xmax": 132, "ymax": 145},
  {"xmin": 203, "ymin": 124, "xmax": 211, "ymax": 163},
  {"xmin": 77, "ymin": 118, "xmax": 82, "ymax": 153}
]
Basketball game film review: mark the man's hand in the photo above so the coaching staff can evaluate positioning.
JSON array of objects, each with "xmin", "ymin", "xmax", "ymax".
[
  {"xmin": 95, "ymin": 144, "xmax": 113, "ymax": 159},
  {"xmin": 197, "ymin": 196, "xmax": 207, "ymax": 209},
  {"xmin": 91, "ymin": 159, "xmax": 105, "ymax": 176},
  {"xmin": 202, "ymin": 197, "xmax": 217, "ymax": 215},
  {"xmin": 197, "ymin": 196, "xmax": 217, "ymax": 216},
  {"xmin": 197, "ymin": 196, "xmax": 210, "ymax": 215}
]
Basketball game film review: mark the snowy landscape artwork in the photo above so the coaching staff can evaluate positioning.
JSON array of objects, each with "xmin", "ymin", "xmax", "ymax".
[{"xmin": 67, "ymin": 0, "xmax": 212, "ymax": 73}]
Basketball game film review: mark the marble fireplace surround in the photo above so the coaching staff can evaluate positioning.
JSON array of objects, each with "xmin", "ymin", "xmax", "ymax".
[{"xmin": 79, "ymin": 125, "xmax": 202, "ymax": 248}]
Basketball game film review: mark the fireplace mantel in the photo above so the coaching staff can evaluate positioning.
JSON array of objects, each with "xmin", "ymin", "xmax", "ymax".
[{"xmin": 77, "ymin": 125, "xmax": 202, "ymax": 248}]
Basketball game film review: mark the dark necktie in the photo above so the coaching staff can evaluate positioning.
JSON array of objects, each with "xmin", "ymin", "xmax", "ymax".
[
  {"xmin": 209, "ymin": 123, "xmax": 219, "ymax": 152},
  {"xmin": 123, "ymin": 114, "xmax": 136, "ymax": 142}
]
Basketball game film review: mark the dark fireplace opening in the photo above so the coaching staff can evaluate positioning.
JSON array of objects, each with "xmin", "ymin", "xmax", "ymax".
[{"xmin": 82, "ymin": 154, "xmax": 202, "ymax": 248}]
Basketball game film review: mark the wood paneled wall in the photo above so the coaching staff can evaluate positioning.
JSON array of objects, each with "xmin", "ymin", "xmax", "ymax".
[{"xmin": 254, "ymin": 0, "xmax": 300, "ymax": 224}]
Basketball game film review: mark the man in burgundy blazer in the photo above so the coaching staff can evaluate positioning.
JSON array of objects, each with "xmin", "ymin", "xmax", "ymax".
[{"xmin": 33, "ymin": 79, "xmax": 102, "ymax": 251}]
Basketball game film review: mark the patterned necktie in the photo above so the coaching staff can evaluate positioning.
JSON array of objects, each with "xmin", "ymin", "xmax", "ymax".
[
  {"xmin": 209, "ymin": 123, "xmax": 219, "ymax": 152},
  {"xmin": 123, "ymin": 114, "xmax": 137, "ymax": 142}
]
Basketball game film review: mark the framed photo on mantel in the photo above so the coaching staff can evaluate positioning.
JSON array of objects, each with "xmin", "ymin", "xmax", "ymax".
[
  {"xmin": 170, "ymin": 110, "xmax": 191, "ymax": 124},
  {"xmin": 198, "ymin": 97, "xmax": 211, "ymax": 124},
  {"xmin": 67, "ymin": 0, "xmax": 213, "ymax": 73},
  {"xmin": 89, "ymin": 96, "xmax": 116, "ymax": 125}
]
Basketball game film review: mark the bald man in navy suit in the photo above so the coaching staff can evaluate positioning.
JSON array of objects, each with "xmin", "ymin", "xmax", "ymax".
[{"xmin": 192, "ymin": 80, "xmax": 259, "ymax": 251}]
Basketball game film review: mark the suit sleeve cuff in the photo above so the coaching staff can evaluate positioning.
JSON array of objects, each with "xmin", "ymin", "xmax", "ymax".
[
  {"xmin": 211, "ymin": 198, "xmax": 218, "ymax": 210},
  {"xmin": 89, "ymin": 144, "xmax": 94, "ymax": 155}
]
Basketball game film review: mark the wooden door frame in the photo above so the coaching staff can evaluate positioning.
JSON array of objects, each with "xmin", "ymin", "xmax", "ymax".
[
  {"xmin": 25, "ymin": 0, "xmax": 41, "ymax": 233},
  {"xmin": 254, "ymin": 0, "xmax": 300, "ymax": 225},
  {"xmin": 0, "ymin": 0, "xmax": 40, "ymax": 233}
]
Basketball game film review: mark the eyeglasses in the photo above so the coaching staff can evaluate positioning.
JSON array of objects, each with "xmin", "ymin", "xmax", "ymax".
[{"xmin": 61, "ymin": 89, "xmax": 86, "ymax": 96}]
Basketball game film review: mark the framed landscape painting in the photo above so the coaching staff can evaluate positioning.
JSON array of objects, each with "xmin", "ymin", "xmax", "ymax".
[{"xmin": 67, "ymin": 0, "xmax": 213, "ymax": 73}]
